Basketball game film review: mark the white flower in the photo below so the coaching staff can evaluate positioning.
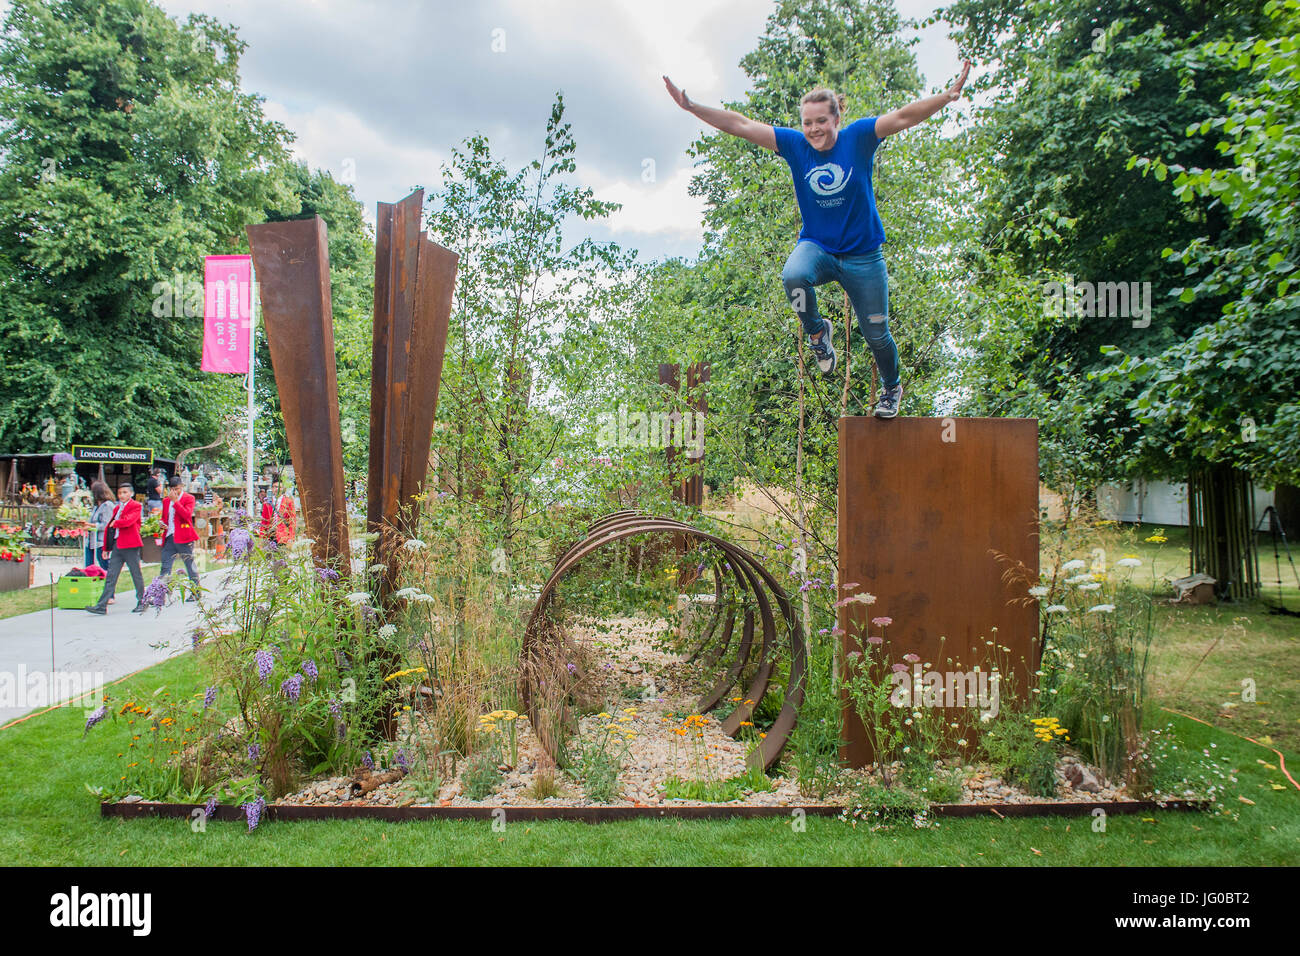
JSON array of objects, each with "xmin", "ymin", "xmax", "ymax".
[
  {"xmin": 980, "ymin": 711, "xmax": 994, "ymax": 722},
  {"xmin": 393, "ymin": 587, "xmax": 421, "ymax": 599},
  {"xmin": 1045, "ymin": 604, "xmax": 1069, "ymax": 614},
  {"xmin": 956, "ymin": 738, "xmax": 968, "ymax": 746},
  {"xmin": 1066, "ymin": 573, "xmax": 1094, "ymax": 585},
  {"xmin": 344, "ymin": 592, "xmax": 371, "ymax": 605},
  {"xmin": 1061, "ymin": 559, "xmax": 1087, "ymax": 571},
  {"xmin": 378, "ymin": 624, "xmax": 397, "ymax": 639},
  {"xmin": 368, "ymin": 564, "xmax": 387, "ymax": 573},
  {"xmin": 1116, "ymin": 557, "xmax": 1142, "ymax": 568},
  {"xmin": 410, "ymin": 593, "xmax": 436, "ymax": 604},
  {"xmin": 403, "ymin": 538, "xmax": 426, "ymax": 551},
  {"xmin": 1077, "ymin": 582, "xmax": 1101, "ymax": 591},
  {"xmin": 1028, "ymin": 586, "xmax": 1049, "ymax": 598},
  {"xmin": 1088, "ymin": 603, "xmax": 1116, "ymax": 613}
]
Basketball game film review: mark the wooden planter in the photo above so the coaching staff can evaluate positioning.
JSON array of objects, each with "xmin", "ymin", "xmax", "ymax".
[
  {"xmin": 140, "ymin": 538, "xmax": 162, "ymax": 564},
  {"xmin": 0, "ymin": 558, "xmax": 34, "ymax": 593}
]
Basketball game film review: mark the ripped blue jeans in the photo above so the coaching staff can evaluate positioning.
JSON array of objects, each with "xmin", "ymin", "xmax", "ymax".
[{"xmin": 780, "ymin": 240, "xmax": 900, "ymax": 389}]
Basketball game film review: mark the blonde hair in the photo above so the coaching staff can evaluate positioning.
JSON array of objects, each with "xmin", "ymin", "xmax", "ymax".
[{"xmin": 800, "ymin": 88, "xmax": 847, "ymax": 119}]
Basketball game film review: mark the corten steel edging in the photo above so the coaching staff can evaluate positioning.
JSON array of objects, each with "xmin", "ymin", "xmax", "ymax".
[
  {"xmin": 101, "ymin": 799, "xmax": 1209, "ymax": 823},
  {"xmin": 246, "ymin": 216, "xmax": 350, "ymax": 573},
  {"xmin": 520, "ymin": 514, "xmax": 803, "ymax": 771}
]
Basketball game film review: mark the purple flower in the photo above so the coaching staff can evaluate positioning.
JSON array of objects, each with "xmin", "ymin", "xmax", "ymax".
[
  {"xmin": 203, "ymin": 686, "xmax": 217, "ymax": 709},
  {"xmin": 302, "ymin": 659, "xmax": 318, "ymax": 682},
  {"xmin": 143, "ymin": 577, "xmax": 167, "ymax": 608},
  {"xmin": 281, "ymin": 673, "xmax": 304, "ymax": 703},
  {"xmin": 255, "ymin": 649, "xmax": 274, "ymax": 684},
  {"xmin": 82, "ymin": 703, "xmax": 107, "ymax": 736},
  {"xmin": 204, "ymin": 796, "xmax": 218, "ymax": 819},
  {"xmin": 243, "ymin": 796, "xmax": 266, "ymax": 831},
  {"xmin": 328, "ymin": 698, "xmax": 341, "ymax": 718},
  {"xmin": 362, "ymin": 751, "xmax": 374, "ymax": 771},
  {"xmin": 248, "ymin": 742, "xmax": 260, "ymax": 762},
  {"xmin": 566, "ymin": 662, "xmax": 577, "ymax": 675},
  {"xmin": 315, "ymin": 567, "xmax": 340, "ymax": 583},
  {"xmin": 229, "ymin": 528, "xmax": 253, "ymax": 560},
  {"xmin": 396, "ymin": 749, "xmax": 409, "ymax": 772}
]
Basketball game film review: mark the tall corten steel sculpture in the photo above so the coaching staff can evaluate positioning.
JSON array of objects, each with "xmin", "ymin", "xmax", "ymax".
[
  {"xmin": 837, "ymin": 416, "xmax": 1040, "ymax": 768},
  {"xmin": 247, "ymin": 216, "xmax": 351, "ymax": 573},
  {"xmin": 367, "ymin": 189, "xmax": 458, "ymax": 604},
  {"xmin": 248, "ymin": 191, "xmax": 457, "ymax": 595}
]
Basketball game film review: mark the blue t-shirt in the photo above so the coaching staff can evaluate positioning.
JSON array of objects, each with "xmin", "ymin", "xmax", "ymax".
[{"xmin": 773, "ymin": 117, "xmax": 886, "ymax": 256}]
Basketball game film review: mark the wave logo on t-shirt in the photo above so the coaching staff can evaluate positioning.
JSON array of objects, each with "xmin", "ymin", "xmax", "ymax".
[{"xmin": 805, "ymin": 162, "xmax": 853, "ymax": 196}]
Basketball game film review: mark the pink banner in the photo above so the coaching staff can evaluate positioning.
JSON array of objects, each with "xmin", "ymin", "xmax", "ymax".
[{"xmin": 201, "ymin": 255, "xmax": 252, "ymax": 373}]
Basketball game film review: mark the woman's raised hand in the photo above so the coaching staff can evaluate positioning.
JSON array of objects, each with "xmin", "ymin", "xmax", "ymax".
[
  {"xmin": 946, "ymin": 60, "xmax": 971, "ymax": 102},
  {"xmin": 663, "ymin": 75, "xmax": 693, "ymax": 111}
]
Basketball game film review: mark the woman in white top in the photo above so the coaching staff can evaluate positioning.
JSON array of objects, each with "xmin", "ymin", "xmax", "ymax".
[{"xmin": 86, "ymin": 480, "xmax": 115, "ymax": 571}]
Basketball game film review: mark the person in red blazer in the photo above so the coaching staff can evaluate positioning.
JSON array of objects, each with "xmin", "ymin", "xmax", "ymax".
[
  {"xmin": 267, "ymin": 478, "xmax": 297, "ymax": 545},
  {"xmin": 86, "ymin": 482, "xmax": 146, "ymax": 614},
  {"xmin": 160, "ymin": 476, "xmax": 202, "ymax": 601},
  {"xmin": 257, "ymin": 488, "xmax": 273, "ymax": 537}
]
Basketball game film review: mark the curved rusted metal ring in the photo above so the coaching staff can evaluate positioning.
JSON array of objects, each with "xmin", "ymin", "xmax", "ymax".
[{"xmin": 519, "ymin": 512, "xmax": 804, "ymax": 771}]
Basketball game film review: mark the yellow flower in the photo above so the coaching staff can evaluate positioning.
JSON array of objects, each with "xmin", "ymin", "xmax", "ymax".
[{"xmin": 596, "ymin": 712, "xmax": 612, "ymax": 719}]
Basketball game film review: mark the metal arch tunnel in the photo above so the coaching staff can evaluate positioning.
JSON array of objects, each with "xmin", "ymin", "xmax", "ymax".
[{"xmin": 519, "ymin": 511, "xmax": 805, "ymax": 771}]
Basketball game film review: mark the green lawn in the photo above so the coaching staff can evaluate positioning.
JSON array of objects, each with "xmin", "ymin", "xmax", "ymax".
[{"xmin": 2, "ymin": 652, "xmax": 1295, "ymax": 866}]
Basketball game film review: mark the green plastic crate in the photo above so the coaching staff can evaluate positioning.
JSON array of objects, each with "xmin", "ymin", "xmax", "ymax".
[{"xmin": 58, "ymin": 575, "xmax": 105, "ymax": 609}]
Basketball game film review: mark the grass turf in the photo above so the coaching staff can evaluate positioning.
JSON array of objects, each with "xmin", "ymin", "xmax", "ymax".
[{"xmin": 1, "ymin": 652, "xmax": 1295, "ymax": 866}]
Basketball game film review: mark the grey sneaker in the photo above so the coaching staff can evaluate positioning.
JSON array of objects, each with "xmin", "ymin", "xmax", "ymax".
[
  {"xmin": 808, "ymin": 318, "xmax": 836, "ymax": 375},
  {"xmin": 873, "ymin": 382, "xmax": 903, "ymax": 418}
]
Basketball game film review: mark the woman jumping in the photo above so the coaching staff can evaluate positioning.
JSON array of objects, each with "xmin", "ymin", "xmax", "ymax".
[{"xmin": 663, "ymin": 63, "xmax": 970, "ymax": 418}]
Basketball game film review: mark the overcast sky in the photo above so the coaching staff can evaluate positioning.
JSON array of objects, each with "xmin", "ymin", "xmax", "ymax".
[{"xmin": 72, "ymin": 0, "xmax": 966, "ymax": 262}]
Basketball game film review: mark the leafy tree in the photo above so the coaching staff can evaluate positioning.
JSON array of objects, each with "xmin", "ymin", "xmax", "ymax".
[
  {"xmin": 1100, "ymin": 0, "xmax": 1300, "ymax": 489},
  {"xmin": 945, "ymin": 0, "xmax": 1279, "ymax": 495},
  {"xmin": 425, "ymin": 93, "xmax": 639, "ymax": 568},
  {"xmin": 0, "ymin": 0, "xmax": 295, "ymax": 455}
]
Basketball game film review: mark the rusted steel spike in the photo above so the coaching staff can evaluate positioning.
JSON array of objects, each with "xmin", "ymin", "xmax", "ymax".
[
  {"xmin": 520, "ymin": 513, "xmax": 803, "ymax": 770},
  {"xmin": 369, "ymin": 190, "xmax": 423, "ymax": 601},
  {"xmin": 366, "ymin": 202, "xmax": 394, "ymax": 538},
  {"xmin": 395, "ymin": 235, "xmax": 458, "ymax": 529},
  {"xmin": 246, "ymin": 216, "xmax": 349, "ymax": 574}
]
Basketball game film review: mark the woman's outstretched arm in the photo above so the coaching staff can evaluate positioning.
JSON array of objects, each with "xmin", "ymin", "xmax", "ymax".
[
  {"xmin": 874, "ymin": 60, "xmax": 970, "ymax": 138},
  {"xmin": 663, "ymin": 75, "xmax": 778, "ymax": 152}
]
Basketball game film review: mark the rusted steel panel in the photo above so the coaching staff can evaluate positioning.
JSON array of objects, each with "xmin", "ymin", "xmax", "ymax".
[
  {"xmin": 397, "ymin": 234, "xmax": 458, "ymax": 527},
  {"xmin": 246, "ymin": 216, "xmax": 350, "ymax": 574},
  {"xmin": 366, "ymin": 191, "xmax": 457, "ymax": 604},
  {"xmin": 837, "ymin": 417, "xmax": 1040, "ymax": 768}
]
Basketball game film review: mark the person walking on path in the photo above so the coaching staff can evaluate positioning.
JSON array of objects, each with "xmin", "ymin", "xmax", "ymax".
[
  {"xmin": 85, "ymin": 482, "xmax": 146, "ymax": 614},
  {"xmin": 84, "ymin": 480, "xmax": 114, "ymax": 572},
  {"xmin": 269, "ymin": 478, "xmax": 297, "ymax": 546},
  {"xmin": 159, "ymin": 475, "xmax": 202, "ymax": 602},
  {"xmin": 662, "ymin": 62, "xmax": 970, "ymax": 418}
]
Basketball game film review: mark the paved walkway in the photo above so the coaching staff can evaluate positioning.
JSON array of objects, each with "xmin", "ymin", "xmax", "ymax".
[{"xmin": 0, "ymin": 567, "xmax": 232, "ymax": 725}]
